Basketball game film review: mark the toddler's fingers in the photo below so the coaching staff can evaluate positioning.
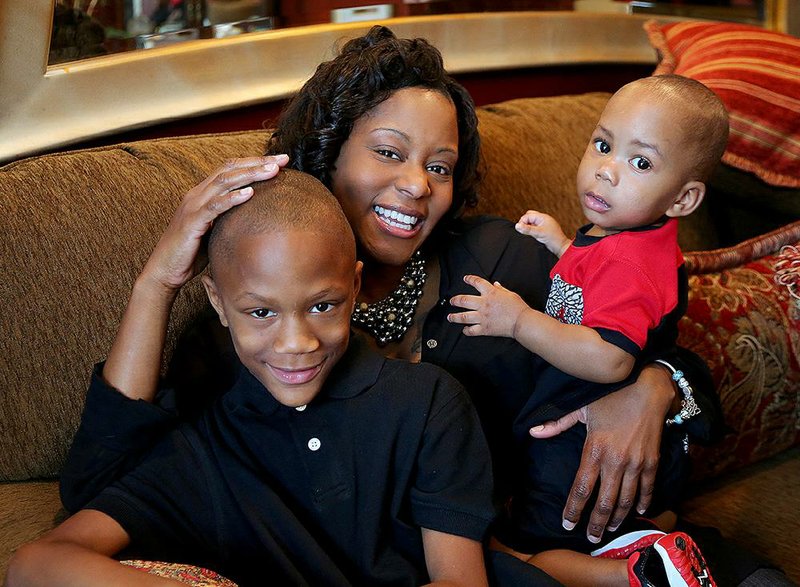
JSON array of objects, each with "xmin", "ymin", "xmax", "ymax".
[
  {"xmin": 462, "ymin": 274, "xmax": 493, "ymax": 293},
  {"xmin": 447, "ymin": 309, "xmax": 479, "ymax": 325}
]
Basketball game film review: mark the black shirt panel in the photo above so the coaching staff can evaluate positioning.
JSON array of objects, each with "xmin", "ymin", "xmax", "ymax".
[
  {"xmin": 87, "ymin": 335, "xmax": 495, "ymax": 587},
  {"xmin": 422, "ymin": 216, "xmax": 556, "ymax": 497}
]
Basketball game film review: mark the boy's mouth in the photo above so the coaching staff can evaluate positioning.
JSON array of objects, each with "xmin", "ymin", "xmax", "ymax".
[
  {"xmin": 373, "ymin": 205, "xmax": 421, "ymax": 232},
  {"xmin": 268, "ymin": 362, "xmax": 324, "ymax": 385}
]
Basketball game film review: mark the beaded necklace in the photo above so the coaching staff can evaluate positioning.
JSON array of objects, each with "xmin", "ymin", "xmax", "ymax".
[{"xmin": 351, "ymin": 251, "xmax": 427, "ymax": 346}]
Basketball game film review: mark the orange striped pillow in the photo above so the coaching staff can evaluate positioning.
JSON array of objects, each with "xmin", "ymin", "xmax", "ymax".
[{"xmin": 645, "ymin": 20, "xmax": 800, "ymax": 188}]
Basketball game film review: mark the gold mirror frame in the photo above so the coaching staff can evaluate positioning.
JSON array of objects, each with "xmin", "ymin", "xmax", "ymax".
[{"xmin": 0, "ymin": 3, "xmax": 664, "ymax": 163}]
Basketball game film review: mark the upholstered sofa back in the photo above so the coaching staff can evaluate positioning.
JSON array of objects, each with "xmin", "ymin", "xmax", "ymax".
[{"xmin": 2, "ymin": 92, "xmax": 798, "ymax": 484}]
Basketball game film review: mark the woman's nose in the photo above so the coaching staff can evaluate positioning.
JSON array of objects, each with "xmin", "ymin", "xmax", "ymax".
[
  {"xmin": 395, "ymin": 163, "xmax": 431, "ymax": 199},
  {"xmin": 274, "ymin": 316, "xmax": 320, "ymax": 354}
]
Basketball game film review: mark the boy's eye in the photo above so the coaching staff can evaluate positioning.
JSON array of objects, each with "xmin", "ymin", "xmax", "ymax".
[
  {"xmin": 250, "ymin": 308, "xmax": 276, "ymax": 319},
  {"xmin": 593, "ymin": 139, "xmax": 611, "ymax": 154},
  {"xmin": 631, "ymin": 156, "xmax": 652, "ymax": 171},
  {"xmin": 310, "ymin": 302, "xmax": 335, "ymax": 314}
]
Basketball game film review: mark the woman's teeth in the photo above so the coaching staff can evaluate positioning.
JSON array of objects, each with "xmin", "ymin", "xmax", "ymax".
[{"xmin": 374, "ymin": 205, "xmax": 419, "ymax": 230}]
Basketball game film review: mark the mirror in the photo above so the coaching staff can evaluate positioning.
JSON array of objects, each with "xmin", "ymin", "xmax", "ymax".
[{"xmin": 49, "ymin": 0, "xmax": 277, "ymax": 64}]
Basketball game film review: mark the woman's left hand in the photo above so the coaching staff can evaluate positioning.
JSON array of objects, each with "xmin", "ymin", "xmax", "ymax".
[{"xmin": 530, "ymin": 364, "xmax": 675, "ymax": 544}]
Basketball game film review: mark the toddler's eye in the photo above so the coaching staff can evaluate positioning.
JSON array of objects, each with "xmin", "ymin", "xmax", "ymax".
[
  {"xmin": 250, "ymin": 308, "xmax": 275, "ymax": 319},
  {"xmin": 311, "ymin": 302, "xmax": 334, "ymax": 314},
  {"xmin": 593, "ymin": 139, "xmax": 611, "ymax": 154},
  {"xmin": 631, "ymin": 157, "xmax": 652, "ymax": 171}
]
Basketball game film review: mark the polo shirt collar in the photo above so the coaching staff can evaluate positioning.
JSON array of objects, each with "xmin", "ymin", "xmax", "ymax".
[{"xmin": 231, "ymin": 332, "xmax": 386, "ymax": 413}]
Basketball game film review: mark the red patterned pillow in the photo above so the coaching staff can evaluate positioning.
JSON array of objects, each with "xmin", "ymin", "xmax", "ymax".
[
  {"xmin": 644, "ymin": 20, "xmax": 800, "ymax": 188},
  {"xmin": 680, "ymin": 221, "xmax": 800, "ymax": 479}
]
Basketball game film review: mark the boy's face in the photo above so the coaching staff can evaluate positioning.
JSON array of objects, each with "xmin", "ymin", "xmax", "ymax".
[
  {"xmin": 203, "ymin": 229, "xmax": 361, "ymax": 407},
  {"xmin": 576, "ymin": 86, "xmax": 701, "ymax": 234}
]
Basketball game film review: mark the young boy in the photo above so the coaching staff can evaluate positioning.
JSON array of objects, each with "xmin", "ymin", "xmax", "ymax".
[
  {"xmin": 7, "ymin": 170, "xmax": 495, "ymax": 587},
  {"xmin": 449, "ymin": 75, "xmax": 729, "ymax": 586}
]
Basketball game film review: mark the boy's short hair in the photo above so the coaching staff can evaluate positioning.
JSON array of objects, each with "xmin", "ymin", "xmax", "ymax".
[
  {"xmin": 626, "ymin": 74, "xmax": 730, "ymax": 182},
  {"xmin": 207, "ymin": 169, "xmax": 356, "ymax": 271}
]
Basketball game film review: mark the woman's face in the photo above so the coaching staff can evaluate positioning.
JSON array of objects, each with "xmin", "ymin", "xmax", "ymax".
[{"xmin": 330, "ymin": 87, "xmax": 458, "ymax": 267}]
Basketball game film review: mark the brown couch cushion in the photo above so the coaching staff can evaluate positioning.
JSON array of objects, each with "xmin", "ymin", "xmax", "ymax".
[
  {"xmin": 472, "ymin": 92, "xmax": 611, "ymax": 237},
  {"xmin": 0, "ymin": 131, "xmax": 269, "ymax": 480}
]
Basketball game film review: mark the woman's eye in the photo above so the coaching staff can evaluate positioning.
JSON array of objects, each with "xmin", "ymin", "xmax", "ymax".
[
  {"xmin": 250, "ymin": 308, "xmax": 275, "ymax": 319},
  {"xmin": 631, "ymin": 156, "xmax": 652, "ymax": 171},
  {"xmin": 593, "ymin": 139, "xmax": 611, "ymax": 154},
  {"xmin": 427, "ymin": 164, "xmax": 452, "ymax": 176},
  {"xmin": 311, "ymin": 302, "xmax": 334, "ymax": 314},
  {"xmin": 376, "ymin": 148, "xmax": 401, "ymax": 160}
]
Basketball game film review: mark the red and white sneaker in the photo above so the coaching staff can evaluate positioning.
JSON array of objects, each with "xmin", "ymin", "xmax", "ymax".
[
  {"xmin": 591, "ymin": 529, "xmax": 665, "ymax": 559},
  {"xmin": 628, "ymin": 532, "xmax": 717, "ymax": 587}
]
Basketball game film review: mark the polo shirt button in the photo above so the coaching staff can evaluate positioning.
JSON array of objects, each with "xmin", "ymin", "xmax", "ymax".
[
  {"xmin": 426, "ymin": 339, "xmax": 438, "ymax": 349},
  {"xmin": 307, "ymin": 437, "xmax": 321, "ymax": 451},
  {"xmin": 295, "ymin": 405, "xmax": 307, "ymax": 411}
]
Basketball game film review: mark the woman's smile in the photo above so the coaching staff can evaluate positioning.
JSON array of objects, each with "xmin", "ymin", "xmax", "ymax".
[{"xmin": 372, "ymin": 204, "xmax": 423, "ymax": 236}]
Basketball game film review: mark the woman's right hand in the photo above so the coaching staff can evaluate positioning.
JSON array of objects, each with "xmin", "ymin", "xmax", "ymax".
[{"xmin": 140, "ymin": 155, "xmax": 289, "ymax": 293}]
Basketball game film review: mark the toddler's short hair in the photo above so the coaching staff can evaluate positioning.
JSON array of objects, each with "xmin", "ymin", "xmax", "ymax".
[{"xmin": 625, "ymin": 74, "xmax": 729, "ymax": 181}]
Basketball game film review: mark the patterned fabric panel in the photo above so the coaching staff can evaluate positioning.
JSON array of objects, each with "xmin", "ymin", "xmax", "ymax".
[
  {"xmin": 121, "ymin": 560, "xmax": 237, "ymax": 586},
  {"xmin": 645, "ymin": 20, "xmax": 800, "ymax": 188},
  {"xmin": 681, "ymin": 226, "xmax": 800, "ymax": 479}
]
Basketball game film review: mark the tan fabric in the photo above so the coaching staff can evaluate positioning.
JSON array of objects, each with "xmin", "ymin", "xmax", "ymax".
[
  {"xmin": 0, "ymin": 131, "xmax": 269, "ymax": 480},
  {"xmin": 474, "ymin": 92, "xmax": 610, "ymax": 237},
  {"xmin": 0, "ymin": 481, "xmax": 62, "ymax": 579}
]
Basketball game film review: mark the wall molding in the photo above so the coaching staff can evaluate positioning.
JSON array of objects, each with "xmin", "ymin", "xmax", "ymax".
[{"xmin": 0, "ymin": 7, "xmax": 658, "ymax": 162}]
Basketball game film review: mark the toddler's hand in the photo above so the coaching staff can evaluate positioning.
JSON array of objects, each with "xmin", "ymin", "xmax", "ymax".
[
  {"xmin": 448, "ymin": 275, "xmax": 529, "ymax": 339},
  {"xmin": 516, "ymin": 210, "xmax": 570, "ymax": 257}
]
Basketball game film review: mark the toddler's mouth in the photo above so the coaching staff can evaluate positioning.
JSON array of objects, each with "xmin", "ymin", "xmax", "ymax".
[{"xmin": 584, "ymin": 192, "xmax": 611, "ymax": 212}]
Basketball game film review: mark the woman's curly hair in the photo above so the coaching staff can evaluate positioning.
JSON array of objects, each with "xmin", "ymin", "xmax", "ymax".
[{"xmin": 267, "ymin": 25, "xmax": 481, "ymax": 219}]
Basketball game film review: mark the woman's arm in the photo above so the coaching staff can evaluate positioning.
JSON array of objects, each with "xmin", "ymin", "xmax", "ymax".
[
  {"xmin": 5, "ymin": 510, "xmax": 181, "ymax": 587},
  {"xmin": 60, "ymin": 157, "xmax": 287, "ymax": 511},
  {"xmin": 422, "ymin": 528, "xmax": 488, "ymax": 587},
  {"xmin": 104, "ymin": 156, "xmax": 287, "ymax": 400},
  {"xmin": 530, "ymin": 362, "xmax": 678, "ymax": 544}
]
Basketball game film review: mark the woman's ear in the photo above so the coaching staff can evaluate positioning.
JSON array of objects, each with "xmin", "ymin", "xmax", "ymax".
[
  {"xmin": 201, "ymin": 274, "xmax": 229, "ymax": 327},
  {"xmin": 352, "ymin": 260, "xmax": 363, "ymax": 313},
  {"xmin": 667, "ymin": 180, "xmax": 706, "ymax": 218}
]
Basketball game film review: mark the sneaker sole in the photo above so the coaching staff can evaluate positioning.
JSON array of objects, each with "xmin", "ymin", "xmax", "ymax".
[{"xmin": 591, "ymin": 529, "xmax": 665, "ymax": 559}]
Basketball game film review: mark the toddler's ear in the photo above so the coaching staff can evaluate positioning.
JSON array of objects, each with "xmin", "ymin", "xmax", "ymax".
[
  {"xmin": 201, "ymin": 274, "xmax": 229, "ymax": 327},
  {"xmin": 667, "ymin": 181, "xmax": 706, "ymax": 218}
]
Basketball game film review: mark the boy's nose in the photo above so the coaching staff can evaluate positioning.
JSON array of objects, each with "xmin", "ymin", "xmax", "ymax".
[{"xmin": 274, "ymin": 317, "xmax": 320, "ymax": 354}]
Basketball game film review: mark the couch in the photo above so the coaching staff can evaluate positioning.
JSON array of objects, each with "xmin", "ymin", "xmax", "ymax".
[{"xmin": 1, "ymin": 88, "xmax": 799, "ymax": 584}]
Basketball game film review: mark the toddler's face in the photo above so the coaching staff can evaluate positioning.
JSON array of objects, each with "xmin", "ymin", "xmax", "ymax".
[
  {"xmin": 575, "ymin": 86, "xmax": 696, "ymax": 234},
  {"xmin": 205, "ymin": 229, "xmax": 360, "ymax": 407}
]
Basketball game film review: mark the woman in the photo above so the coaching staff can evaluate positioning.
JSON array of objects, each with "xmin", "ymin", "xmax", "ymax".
[{"xmin": 59, "ymin": 26, "xmax": 742, "ymax": 586}]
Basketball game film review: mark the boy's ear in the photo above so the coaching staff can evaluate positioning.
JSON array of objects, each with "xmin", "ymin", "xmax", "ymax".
[
  {"xmin": 201, "ymin": 274, "xmax": 229, "ymax": 328},
  {"xmin": 666, "ymin": 180, "xmax": 706, "ymax": 218}
]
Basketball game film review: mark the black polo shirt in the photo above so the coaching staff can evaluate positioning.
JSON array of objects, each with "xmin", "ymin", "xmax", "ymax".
[{"xmin": 86, "ymin": 335, "xmax": 494, "ymax": 587}]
